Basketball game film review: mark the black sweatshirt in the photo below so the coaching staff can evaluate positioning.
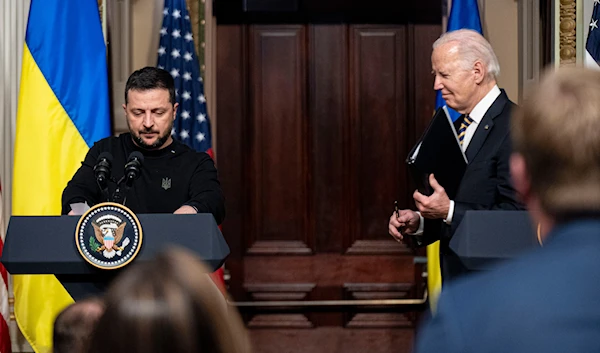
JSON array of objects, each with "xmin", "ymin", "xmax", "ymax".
[{"xmin": 61, "ymin": 133, "xmax": 225, "ymax": 224}]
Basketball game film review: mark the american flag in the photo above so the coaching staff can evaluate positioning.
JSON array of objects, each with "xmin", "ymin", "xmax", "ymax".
[
  {"xmin": 585, "ymin": 0, "xmax": 600, "ymax": 69},
  {"xmin": 158, "ymin": 0, "xmax": 213, "ymax": 156},
  {"xmin": 0, "ymin": 180, "xmax": 11, "ymax": 353},
  {"xmin": 157, "ymin": 0, "xmax": 225, "ymax": 292}
]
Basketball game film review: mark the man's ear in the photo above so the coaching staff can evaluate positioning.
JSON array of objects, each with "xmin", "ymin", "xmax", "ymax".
[
  {"xmin": 172, "ymin": 102, "xmax": 179, "ymax": 120},
  {"xmin": 473, "ymin": 60, "xmax": 486, "ymax": 85},
  {"xmin": 510, "ymin": 153, "xmax": 531, "ymax": 203},
  {"xmin": 122, "ymin": 103, "xmax": 127, "ymax": 113}
]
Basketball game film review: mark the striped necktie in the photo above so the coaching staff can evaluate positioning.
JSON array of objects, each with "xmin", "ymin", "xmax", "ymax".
[{"xmin": 457, "ymin": 114, "xmax": 475, "ymax": 146}]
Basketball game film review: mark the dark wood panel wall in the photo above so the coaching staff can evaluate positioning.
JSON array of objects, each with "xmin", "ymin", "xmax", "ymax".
[
  {"xmin": 349, "ymin": 26, "xmax": 407, "ymax": 252},
  {"xmin": 309, "ymin": 25, "xmax": 347, "ymax": 253},
  {"xmin": 217, "ymin": 22, "xmax": 441, "ymax": 353},
  {"xmin": 248, "ymin": 26, "xmax": 310, "ymax": 254}
]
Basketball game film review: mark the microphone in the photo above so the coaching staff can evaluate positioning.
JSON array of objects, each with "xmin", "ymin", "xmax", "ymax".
[
  {"xmin": 111, "ymin": 152, "xmax": 144, "ymax": 204},
  {"xmin": 94, "ymin": 152, "xmax": 113, "ymax": 202},
  {"xmin": 124, "ymin": 151, "xmax": 144, "ymax": 186},
  {"xmin": 94, "ymin": 152, "xmax": 113, "ymax": 187}
]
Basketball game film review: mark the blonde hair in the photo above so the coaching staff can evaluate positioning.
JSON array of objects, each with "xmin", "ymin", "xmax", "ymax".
[
  {"xmin": 512, "ymin": 67, "xmax": 600, "ymax": 216},
  {"xmin": 433, "ymin": 29, "xmax": 500, "ymax": 79}
]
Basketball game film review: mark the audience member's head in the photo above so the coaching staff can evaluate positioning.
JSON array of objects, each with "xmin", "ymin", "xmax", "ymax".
[
  {"xmin": 88, "ymin": 247, "xmax": 249, "ymax": 353},
  {"xmin": 53, "ymin": 297, "xmax": 104, "ymax": 353},
  {"xmin": 511, "ymin": 67, "xmax": 600, "ymax": 235}
]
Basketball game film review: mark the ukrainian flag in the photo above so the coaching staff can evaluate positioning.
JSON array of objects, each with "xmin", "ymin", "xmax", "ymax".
[
  {"xmin": 435, "ymin": 0, "xmax": 483, "ymax": 123},
  {"xmin": 429, "ymin": 0, "xmax": 482, "ymax": 312},
  {"xmin": 13, "ymin": 2, "xmax": 111, "ymax": 352}
]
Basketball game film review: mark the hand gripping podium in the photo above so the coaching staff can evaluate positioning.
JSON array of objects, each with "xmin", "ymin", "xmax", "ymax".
[
  {"xmin": 449, "ymin": 210, "xmax": 539, "ymax": 271},
  {"xmin": 1, "ymin": 213, "xmax": 230, "ymax": 300}
]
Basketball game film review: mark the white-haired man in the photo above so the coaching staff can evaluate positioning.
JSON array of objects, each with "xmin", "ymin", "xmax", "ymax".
[
  {"xmin": 414, "ymin": 66, "xmax": 600, "ymax": 353},
  {"xmin": 388, "ymin": 29, "xmax": 524, "ymax": 281}
]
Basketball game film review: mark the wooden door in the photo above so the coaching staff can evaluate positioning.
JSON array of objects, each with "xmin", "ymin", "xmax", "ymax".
[{"xmin": 217, "ymin": 19, "xmax": 440, "ymax": 353}]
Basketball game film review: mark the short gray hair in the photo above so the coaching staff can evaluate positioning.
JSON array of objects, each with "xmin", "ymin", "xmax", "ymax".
[{"xmin": 433, "ymin": 29, "xmax": 500, "ymax": 79}]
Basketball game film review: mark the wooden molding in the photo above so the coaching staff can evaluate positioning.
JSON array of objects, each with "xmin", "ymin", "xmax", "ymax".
[
  {"xmin": 244, "ymin": 283, "xmax": 316, "ymax": 328},
  {"xmin": 344, "ymin": 283, "xmax": 415, "ymax": 328},
  {"xmin": 559, "ymin": 0, "xmax": 577, "ymax": 66},
  {"xmin": 245, "ymin": 283, "xmax": 316, "ymax": 301},
  {"xmin": 247, "ymin": 240, "xmax": 312, "ymax": 255},
  {"xmin": 346, "ymin": 240, "xmax": 412, "ymax": 255}
]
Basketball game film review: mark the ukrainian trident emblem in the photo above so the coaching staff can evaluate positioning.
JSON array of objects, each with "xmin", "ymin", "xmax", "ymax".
[{"xmin": 162, "ymin": 177, "xmax": 172, "ymax": 190}]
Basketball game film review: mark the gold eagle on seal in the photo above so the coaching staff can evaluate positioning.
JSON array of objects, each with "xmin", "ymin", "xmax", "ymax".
[{"xmin": 92, "ymin": 218, "xmax": 127, "ymax": 259}]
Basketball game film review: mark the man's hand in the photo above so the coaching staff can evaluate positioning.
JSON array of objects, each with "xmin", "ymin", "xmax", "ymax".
[
  {"xmin": 389, "ymin": 209, "xmax": 420, "ymax": 241},
  {"xmin": 174, "ymin": 205, "xmax": 198, "ymax": 214},
  {"xmin": 413, "ymin": 174, "xmax": 450, "ymax": 219}
]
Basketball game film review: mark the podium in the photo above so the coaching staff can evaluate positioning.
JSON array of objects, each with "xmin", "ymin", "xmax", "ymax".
[
  {"xmin": 1, "ymin": 213, "xmax": 229, "ymax": 300},
  {"xmin": 449, "ymin": 210, "xmax": 539, "ymax": 271}
]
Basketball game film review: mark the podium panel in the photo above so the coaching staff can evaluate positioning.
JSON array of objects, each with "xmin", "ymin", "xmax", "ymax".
[
  {"xmin": 449, "ymin": 210, "xmax": 539, "ymax": 271},
  {"xmin": 1, "ymin": 213, "xmax": 229, "ymax": 300}
]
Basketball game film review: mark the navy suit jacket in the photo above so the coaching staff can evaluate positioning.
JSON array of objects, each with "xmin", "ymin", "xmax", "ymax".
[
  {"xmin": 414, "ymin": 219, "xmax": 600, "ymax": 353},
  {"xmin": 419, "ymin": 90, "xmax": 525, "ymax": 280}
]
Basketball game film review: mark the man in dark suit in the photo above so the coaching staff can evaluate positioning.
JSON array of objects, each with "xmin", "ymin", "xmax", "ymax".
[
  {"xmin": 389, "ymin": 29, "xmax": 524, "ymax": 281},
  {"xmin": 414, "ymin": 67, "xmax": 600, "ymax": 353}
]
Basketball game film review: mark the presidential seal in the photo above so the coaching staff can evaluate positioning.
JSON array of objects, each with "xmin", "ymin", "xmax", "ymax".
[{"xmin": 75, "ymin": 202, "xmax": 143, "ymax": 270}]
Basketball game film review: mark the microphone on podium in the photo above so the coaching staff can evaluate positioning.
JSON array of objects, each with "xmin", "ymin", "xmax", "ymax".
[
  {"xmin": 112, "ymin": 151, "xmax": 145, "ymax": 205},
  {"xmin": 94, "ymin": 152, "xmax": 113, "ymax": 201},
  {"xmin": 124, "ymin": 151, "xmax": 144, "ymax": 186}
]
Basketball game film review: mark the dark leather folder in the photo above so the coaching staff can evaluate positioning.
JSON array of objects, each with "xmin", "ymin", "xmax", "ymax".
[{"xmin": 406, "ymin": 107, "xmax": 467, "ymax": 198}]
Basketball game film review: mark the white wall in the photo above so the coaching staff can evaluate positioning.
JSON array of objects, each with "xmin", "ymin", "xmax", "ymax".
[
  {"xmin": 480, "ymin": 0, "xmax": 520, "ymax": 103},
  {"xmin": 131, "ymin": 0, "xmax": 165, "ymax": 81},
  {"xmin": 446, "ymin": 0, "xmax": 520, "ymax": 101},
  {"xmin": 583, "ymin": 0, "xmax": 594, "ymax": 51}
]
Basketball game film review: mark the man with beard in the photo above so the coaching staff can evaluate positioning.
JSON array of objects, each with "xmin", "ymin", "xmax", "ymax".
[{"xmin": 62, "ymin": 67, "xmax": 225, "ymax": 224}]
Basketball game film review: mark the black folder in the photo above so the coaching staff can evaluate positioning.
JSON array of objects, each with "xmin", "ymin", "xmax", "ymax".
[{"xmin": 406, "ymin": 107, "xmax": 467, "ymax": 199}]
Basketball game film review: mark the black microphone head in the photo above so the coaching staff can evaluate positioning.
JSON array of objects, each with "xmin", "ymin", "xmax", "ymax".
[
  {"xmin": 125, "ymin": 151, "xmax": 144, "ymax": 185},
  {"xmin": 128, "ymin": 151, "xmax": 144, "ymax": 163},
  {"xmin": 97, "ymin": 152, "xmax": 113, "ymax": 165},
  {"xmin": 95, "ymin": 152, "xmax": 113, "ymax": 187}
]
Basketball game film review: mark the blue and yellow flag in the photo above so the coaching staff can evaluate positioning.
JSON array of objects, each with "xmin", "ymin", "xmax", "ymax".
[
  {"xmin": 429, "ymin": 0, "xmax": 483, "ymax": 312},
  {"xmin": 434, "ymin": 0, "xmax": 483, "ymax": 123},
  {"xmin": 13, "ymin": 2, "xmax": 111, "ymax": 352}
]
